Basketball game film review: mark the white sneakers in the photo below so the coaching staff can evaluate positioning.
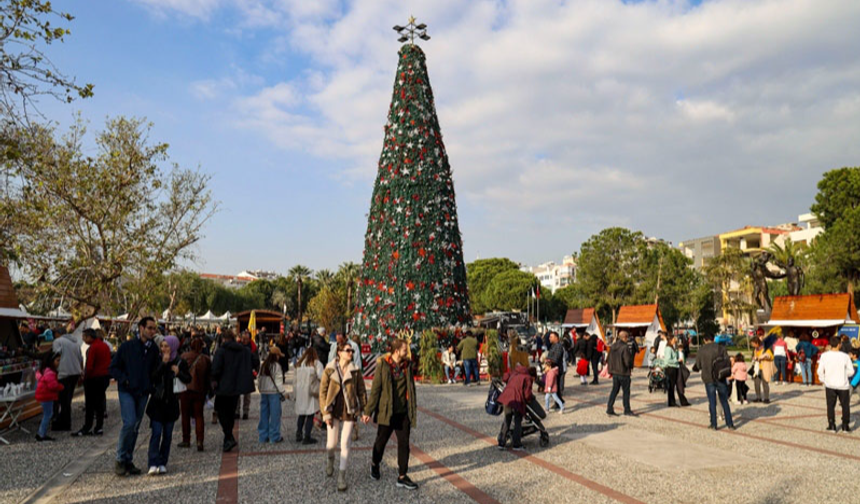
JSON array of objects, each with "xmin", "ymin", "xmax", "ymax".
[
  {"xmin": 148, "ymin": 465, "xmax": 168, "ymax": 476},
  {"xmin": 158, "ymin": 465, "xmax": 167, "ymax": 474}
]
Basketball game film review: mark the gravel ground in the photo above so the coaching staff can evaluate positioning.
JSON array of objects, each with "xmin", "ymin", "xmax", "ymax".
[{"xmin": 3, "ymin": 368, "xmax": 860, "ymax": 504}]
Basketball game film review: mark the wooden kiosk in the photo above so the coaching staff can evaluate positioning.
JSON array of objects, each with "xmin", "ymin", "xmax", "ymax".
[
  {"xmin": 614, "ymin": 304, "xmax": 666, "ymax": 368},
  {"xmin": 764, "ymin": 293, "xmax": 858, "ymax": 384},
  {"xmin": 562, "ymin": 308, "xmax": 605, "ymax": 342}
]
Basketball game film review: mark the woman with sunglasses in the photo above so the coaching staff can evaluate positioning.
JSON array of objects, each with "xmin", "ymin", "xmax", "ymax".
[{"xmin": 320, "ymin": 342, "xmax": 369, "ymax": 492}]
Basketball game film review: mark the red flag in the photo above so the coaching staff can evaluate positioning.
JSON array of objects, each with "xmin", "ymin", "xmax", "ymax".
[{"xmin": 536, "ymin": 283, "xmax": 541, "ymax": 298}]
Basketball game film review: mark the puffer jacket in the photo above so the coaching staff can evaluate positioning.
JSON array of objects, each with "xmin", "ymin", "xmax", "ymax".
[
  {"xmin": 320, "ymin": 361, "xmax": 366, "ymax": 422},
  {"xmin": 497, "ymin": 364, "xmax": 534, "ymax": 415},
  {"xmin": 35, "ymin": 368, "xmax": 64, "ymax": 402}
]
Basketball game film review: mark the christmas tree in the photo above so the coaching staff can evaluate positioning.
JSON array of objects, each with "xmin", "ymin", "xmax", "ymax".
[{"xmin": 353, "ymin": 41, "xmax": 471, "ymax": 350}]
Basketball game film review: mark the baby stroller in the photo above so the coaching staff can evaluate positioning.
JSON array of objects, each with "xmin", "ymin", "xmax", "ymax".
[
  {"xmin": 647, "ymin": 364, "xmax": 667, "ymax": 393},
  {"xmin": 487, "ymin": 379, "xmax": 550, "ymax": 447}
]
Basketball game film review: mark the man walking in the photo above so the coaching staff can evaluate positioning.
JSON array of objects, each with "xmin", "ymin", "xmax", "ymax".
[
  {"xmin": 693, "ymin": 333, "xmax": 736, "ymax": 430},
  {"xmin": 212, "ymin": 328, "xmax": 255, "ymax": 452},
  {"xmin": 818, "ymin": 336, "xmax": 854, "ymax": 432},
  {"xmin": 458, "ymin": 331, "xmax": 480, "ymax": 386},
  {"xmin": 51, "ymin": 323, "xmax": 83, "ymax": 431},
  {"xmin": 588, "ymin": 333, "xmax": 602, "ymax": 384},
  {"xmin": 606, "ymin": 331, "xmax": 635, "ymax": 416},
  {"xmin": 366, "ymin": 339, "xmax": 418, "ymax": 490},
  {"xmin": 235, "ymin": 330, "xmax": 260, "ymax": 420},
  {"xmin": 546, "ymin": 331, "xmax": 566, "ymax": 401},
  {"xmin": 110, "ymin": 317, "xmax": 160, "ymax": 476},
  {"xmin": 73, "ymin": 329, "xmax": 111, "ymax": 436}
]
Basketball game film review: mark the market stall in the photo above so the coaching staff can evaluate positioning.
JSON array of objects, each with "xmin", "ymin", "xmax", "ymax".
[
  {"xmin": 764, "ymin": 293, "xmax": 858, "ymax": 384},
  {"xmin": 561, "ymin": 308, "xmax": 605, "ymax": 342},
  {"xmin": 613, "ymin": 304, "xmax": 666, "ymax": 368},
  {"xmin": 0, "ymin": 266, "xmax": 39, "ymax": 439}
]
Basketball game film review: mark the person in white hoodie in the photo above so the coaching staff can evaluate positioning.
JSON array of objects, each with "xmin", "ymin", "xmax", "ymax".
[{"xmin": 817, "ymin": 336, "xmax": 855, "ymax": 433}]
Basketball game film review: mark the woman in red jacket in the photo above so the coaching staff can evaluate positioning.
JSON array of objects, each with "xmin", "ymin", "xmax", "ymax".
[
  {"xmin": 496, "ymin": 364, "xmax": 534, "ymax": 451},
  {"xmin": 35, "ymin": 353, "xmax": 64, "ymax": 441}
]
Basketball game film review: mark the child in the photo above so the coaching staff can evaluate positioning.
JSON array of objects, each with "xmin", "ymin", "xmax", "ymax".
[
  {"xmin": 34, "ymin": 352, "xmax": 64, "ymax": 442},
  {"xmin": 576, "ymin": 351, "xmax": 589, "ymax": 385},
  {"xmin": 543, "ymin": 361, "xmax": 564, "ymax": 414},
  {"xmin": 732, "ymin": 353, "xmax": 749, "ymax": 404},
  {"xmin": 849, "ymin": 349, "xmax": 860, "ymax": 399}
]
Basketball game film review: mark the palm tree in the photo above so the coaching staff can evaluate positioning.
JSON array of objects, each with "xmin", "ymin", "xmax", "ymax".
[
  {"xmin": 315, "ymin": 269, "xmax": 335, "ymax": 289},
  {"xmin": 336, "ymin": 261, "xmax": 361, "ymax": 332},
  {"xmin": 288, "ymin": 265, "xmax": 313, "ymax": 332}
]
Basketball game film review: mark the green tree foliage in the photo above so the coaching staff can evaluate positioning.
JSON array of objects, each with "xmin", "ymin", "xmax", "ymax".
[
  {"xmin": 807, "ymin": 167, "xmax": 860, "ymax": 294},
  {"xmin": 810, "ymin": 167, "xmax": 860, "ymax": 229},
  {"xmin": 480, "ymin": 269, "xmax": 536, "ymax": 312},
  {"xmin": 418, "ymin": 329, "xmax": 443, "ymax": 383},
  {"xmin": 577, "ymin": 227, "xmax": 646, "ymax": 324},
  {"xmin": 353, "ymin": 44, "xmax": 470, "ymax": 341},
  {"xmin": 5, "ymin": 117, "xmax": 217, "ymax": 319},
  {"xmin": 307, "ymin": 286, "xmax": 347, "ymax": 334},
  {"xmin": 466, "ymin": 258, "xmax": 519, "ymax": 315}
]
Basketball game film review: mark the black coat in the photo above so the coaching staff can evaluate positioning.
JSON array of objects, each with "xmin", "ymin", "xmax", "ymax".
[
  {"xmin": 586, "ymin": 335, "xmax": 599, "ymax": 361},
  {"xmin": 572, "ymin": 337, "xmax": 589, "ymax": 359},
  {"xmin": 212, "ymin": 341, "xmax": 256, "ymax": 396},
  {"xmin": 110, "ymin": 337, "xmax": 160, "ymax": 397},
  {"xmin": 146, "ymin": 357, "xmax": 191, "ymax": 423},
  {"xmin": 313, "ymin": 334, "xmax": 331, "ymax": 366}
]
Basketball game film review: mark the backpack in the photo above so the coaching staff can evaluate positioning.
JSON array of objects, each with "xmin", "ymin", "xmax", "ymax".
[
  {"xmin": 712, "ymin": 351, "xmax": 732, "ymax": 381},
  {"xmin": 485, "ymin": 384, "xmax": 503, "ymax": 416}
]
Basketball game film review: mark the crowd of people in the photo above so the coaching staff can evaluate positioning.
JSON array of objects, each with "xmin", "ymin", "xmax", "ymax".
[
  {"xmin": 31, "ymin": 318, "xmax": 419, "ymax": 492},
  {"xmin": 27, "ymin": 316, "xmax": 860, "ymax": 492}
]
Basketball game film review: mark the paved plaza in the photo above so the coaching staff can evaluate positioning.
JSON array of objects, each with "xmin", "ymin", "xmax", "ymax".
[{"xmin": 2, "ymin": 369, "xmax": 860, "ymax": 504}]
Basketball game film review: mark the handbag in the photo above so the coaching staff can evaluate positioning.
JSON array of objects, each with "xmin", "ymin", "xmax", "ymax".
[
  {"xmin": 485, "ymin": 383, "xmax": 503, "ymax": 416},
  {"xmin": 174, "ymin": 355, "xmax": 199, "ymax": 394}
]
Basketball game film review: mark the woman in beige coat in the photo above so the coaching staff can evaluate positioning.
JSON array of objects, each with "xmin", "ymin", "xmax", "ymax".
[
  {"xmin": 320, "ymin": 342, "xmax": 369, "ymax": 491},
  {"xmin": 294, "ymin": 347, "xmax": 323, "ymax": 444}
]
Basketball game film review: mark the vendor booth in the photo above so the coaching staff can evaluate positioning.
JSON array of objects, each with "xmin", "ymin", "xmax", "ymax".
[
  {"xmin": 0, "ymin": 266, "xmax": 39, "ymax": 441},
  {"xmin": 764, "ymin": 293, "xmax": 858, "ymax": 384},
  {"xmin": 562, "ymin": 308, "xmax": 605, "ymax": 342},
  {"xmin": 614, "ymin": 304, "xmax": 666, "ymax": 368},
  {"xmin": 235, "ymin": 310, "xmax": 284, "ymax": 335}
]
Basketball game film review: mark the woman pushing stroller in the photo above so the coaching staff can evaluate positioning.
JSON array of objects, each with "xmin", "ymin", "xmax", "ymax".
[{"xmin": 496, "ymin": 364, "xmax": 534, "ymax": 451}]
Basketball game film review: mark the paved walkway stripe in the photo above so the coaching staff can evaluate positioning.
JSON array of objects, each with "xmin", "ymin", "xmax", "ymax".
[
  {"xmin": 240, "ymin": 446, "xmax": 372, "ymax": 457},
  {"xmin": 573, "ymin": 386, "xmax": 860, "ymax": 444},
  {"xmin": 410, "ymin": 443, "xmax": 503, "ymax": 504},
  {"xmin": 215, "ymin": 425, "xmax": 240, "ymax": 504},
  {"xmin": 564, "ymin": 397, "xmax": 860, "ymax": 462},
  {"xmin": 418, "ymin": 406, "xmax": 647, "ymax": 504}
]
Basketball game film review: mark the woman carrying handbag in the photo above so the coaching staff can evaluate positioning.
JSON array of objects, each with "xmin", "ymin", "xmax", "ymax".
[
  {"xmin": 294, "ymin": 347, "xmax": 323, "ymax": 444},
  {"xmin": 258, "ymin": 346, "xmax": 289, "ymax": 444},
  {"xmin": 147, "ymin": 335, "xmax": 191, "ymax": 475}
]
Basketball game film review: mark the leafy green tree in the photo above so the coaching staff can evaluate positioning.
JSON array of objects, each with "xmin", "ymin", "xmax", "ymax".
[
  {"xmin": 553, "ymin": 282, "xmax": 589, "ymax": 310},
  {"xmin": 288, "ymin": 265, "xmax": 313, "ymax": 329},
  {"xmin": 484, "ymin": 329, "xmax": 503, "ymax": 378},
  {"xmin": 466, "ymin": 258, "xmax": 519, "ymax": 315},
  {"xmin": 5, "ymin": 117, "xmax": 216, "ymax": 319},
  {"xmin": 810, "ymin": 167, "xmax": 860, "ymax": 229},
  {"xmin": 808, "ymin": 206, "xmax": 860, "ymax": 294},
  {"xmin": 577, "ymin": 227, "xmax": 646, "ymax": 324},
  {"xmin": 481, "ymin": 269, "xmax": 536, "ymax": 312},
  {"xmin": 307, "ymin": 286, "xmax": 347, "ymax": 334},
  {"xmin": 353, "ymin": 44, "xmax": 470, "ymax": 341},
  {"xmin": 238, "ymin": 280, "xmax": 276, "ymax": 310}
]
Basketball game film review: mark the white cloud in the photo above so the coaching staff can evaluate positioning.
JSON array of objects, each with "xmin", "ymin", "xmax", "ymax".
[
  {"xmin": 147, "ymin": 0, "xmax": 860, "ymax": 262},
  {"xmin": 132, "ymin": 0, "xmax": 222, "ymax": 19}
]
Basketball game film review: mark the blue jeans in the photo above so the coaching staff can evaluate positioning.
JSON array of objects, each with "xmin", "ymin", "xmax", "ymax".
[
  {"xmin": 774, "ymin": 355, "xmax": 788, "ymax": 382},
  {"xmin": 705, "ymin": 381, "xmax": 734, "ymax": 428},
  {"xmin": 258, "ymin": 393, "xmax": 283, "ymax": 443},
  {"xmin": 116, "ymin": 391, "xmax": 149, "ymax": 463},
  {"xmin": 545, "ymin": 392, "xmax": 564, "ymax": 411},
  {"xmin": 38, "ymin": 401, "xmax": 53, "ymax": 437},
  {"xmin": 148, "ymin": 420, "xmax": 175, "ymax": 468},
  {"xmin": 463, "ymin": 359, "xmax": 479, "ymax": 385},
  {"xmin": 444, "ymin": 365, "xmax": 461, "ymax": 382},
  {"xmin": 798, "ymin": 359, "xmax": 812, "ymax": 385}
]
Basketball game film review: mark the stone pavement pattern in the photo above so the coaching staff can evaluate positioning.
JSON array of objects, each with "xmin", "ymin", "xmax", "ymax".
[{"xmin": 2, "ymin": 370, "xmax": 860, "ymax": 504}]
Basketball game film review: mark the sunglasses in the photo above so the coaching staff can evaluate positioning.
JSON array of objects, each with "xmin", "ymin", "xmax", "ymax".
[{"xmin": 342, "ymin": 348, "xmax": 355, "ymax": 353}]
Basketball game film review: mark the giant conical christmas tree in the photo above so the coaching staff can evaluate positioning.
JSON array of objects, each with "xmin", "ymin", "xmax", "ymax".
[{"xmin": 353, "ymin": 42, "xmax": 470, "ymax": 346}]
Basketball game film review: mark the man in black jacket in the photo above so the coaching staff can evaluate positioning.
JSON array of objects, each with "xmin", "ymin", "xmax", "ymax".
[
  {"xmin": 312, "ymin": 327, "xmax": 331, "ymax": 366},
  {"xmin": 693, "ymin": 334, "xmax": 736, "ymax": 430},
  {"xmin": 606, "ymin": 331, "xmax": 635, "ymax": 416},
  {"xmin": 587, "ymin": 333, "xmax": 602, "ymax": 384},
  {"xmin": 546, "ymin": 332, "xmax": 566, "ymax": 402},
  {"xmin": 211, "ymin": 329, "xmax": 255, "ymax": 452},
  {"xmin": 110, "ymin": 317, "xmax": 160, "ymax": 476}
]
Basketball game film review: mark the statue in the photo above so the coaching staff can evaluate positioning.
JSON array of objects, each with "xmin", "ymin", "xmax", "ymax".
[
  {"xmin": 781, "ymin": 257, "xmax": 804, "ymax": 296},
  {"xmin": 751, "ymin": 252, "xmax": 786, "ymax": 314}
]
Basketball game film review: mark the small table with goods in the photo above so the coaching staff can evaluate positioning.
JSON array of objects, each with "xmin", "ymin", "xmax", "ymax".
[{"xmin": 0, "ymin": 357, "xmax": 38, "ymax": 444}]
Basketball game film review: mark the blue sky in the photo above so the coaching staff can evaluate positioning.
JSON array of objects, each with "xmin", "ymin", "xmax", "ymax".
[{"xmin": 37, "ymin": 0, "xmax": 860, "ymax": 275}]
